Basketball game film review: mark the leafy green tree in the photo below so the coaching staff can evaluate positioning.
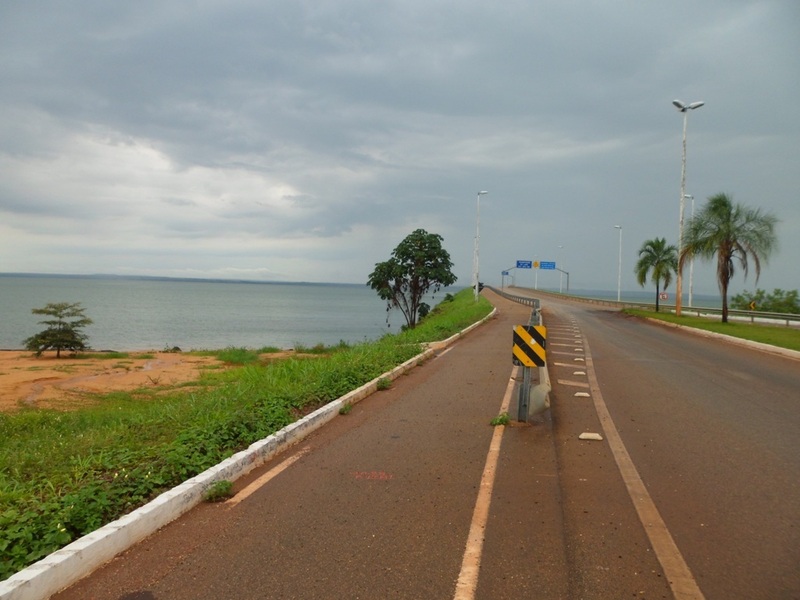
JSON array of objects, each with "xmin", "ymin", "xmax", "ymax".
[
  {"xmin": 679, "ymin": 193, "xmax": 778, "ymax": 322},
  {"xmin": 367, "ymin": 229, "xmax": 457, "ymax": 329},
  {"xmin": 24, "ymin": 302, "xmax": 93, "ymax": 357},
  {"xmin": 731, "ymin": 288, "xmax": 799, "ymax": 314},
  {"xmin": 634, "ymin": 237, "xmax": 678, "ymax": 312}
]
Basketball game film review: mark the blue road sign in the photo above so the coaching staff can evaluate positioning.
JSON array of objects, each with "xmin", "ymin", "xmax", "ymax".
[
  {"xmin": 539, "ymin": 261, "xmax": 556, "ymax": 270},
  {"xmin": 516, "ymin": 260, "xmax": 532, "ymax": 269}
]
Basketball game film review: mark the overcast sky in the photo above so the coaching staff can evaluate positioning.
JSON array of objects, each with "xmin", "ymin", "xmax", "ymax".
[{"xmin": 1, "ymin": 1, "xmax": 797, "ymax": 298}]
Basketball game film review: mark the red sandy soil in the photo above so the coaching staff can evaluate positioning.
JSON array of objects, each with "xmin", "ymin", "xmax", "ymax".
[{"xmin": 0, "ymin": 350, "xmax": 227, "ymax": 412}]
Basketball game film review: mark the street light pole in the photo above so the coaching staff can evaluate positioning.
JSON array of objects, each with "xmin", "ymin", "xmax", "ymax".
[
  {"xmin": 673, "ymin": 99, "xmax": 704, "ymax": 316},
  {"xmin": 473, "ymin": 191, "xmax": 489, "ymax": 301},
  {"xmin": 558, "ymin": 245, "xmax": 564, "ymax": 293},
  {"xmin": 614, "ymin": 225, "xmax": 622, "ymax": 302},
  {"xmin": 685, "ymin": 194, "xmax": 695, "ymax": 307}
]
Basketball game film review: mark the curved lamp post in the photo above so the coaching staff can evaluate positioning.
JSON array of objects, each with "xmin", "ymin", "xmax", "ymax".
[
  {"xmin": 673, "ymin": 99, "xmax": 704, "ymax": 315},
  {"xmin": 473, "ymin": 191, "xmax": 489, "ymax": 301}
]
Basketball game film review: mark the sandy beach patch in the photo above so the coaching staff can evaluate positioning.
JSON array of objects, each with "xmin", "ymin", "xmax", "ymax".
[{"xmin": 0, "ymin": 350, "xmax": 227, "ymax": 412}]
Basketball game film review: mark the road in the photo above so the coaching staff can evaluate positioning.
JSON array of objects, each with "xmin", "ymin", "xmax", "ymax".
[
  {"xmin": 542, "ymin": 292, "xmax": 800, "ymax": 599},
  {"xmin": 52, "ymin": 291, "xmax": 800, "ymax": 599}
]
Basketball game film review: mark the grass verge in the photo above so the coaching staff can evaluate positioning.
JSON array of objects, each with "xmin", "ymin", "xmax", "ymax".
[
  {"xmin": 0, "ymin": 289, "xmax": 492, "ymax": 579},
  {"xmin": 622, "ymin": 308, "xmax": 800, "ymax": 352}
]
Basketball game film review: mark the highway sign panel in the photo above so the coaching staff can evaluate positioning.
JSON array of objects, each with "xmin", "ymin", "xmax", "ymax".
[
  {"xmin": 539, "ymin": 261, "xmax": 556, "ymax": 270},
  {"xmin": 516, "ymin": 260, "xmax": 532, "ymax": 269}
]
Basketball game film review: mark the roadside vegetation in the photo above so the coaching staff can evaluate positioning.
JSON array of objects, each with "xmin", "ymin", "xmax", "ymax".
[
  {"xmin": 0, "ymin": 288, "xmax": 492, "ymax": 580},
  {"xmin": 679, "ymin": 193, "xmax": 778, "ymax": 323},
  {"xmin": 634, "ymin": 237, "xmax": 678, "ymax": 313},
  {"xmin": 368, "ymin": 228, "xmax": 457, "ymax": 329},
  {"xmin": 632, "ymin": 193, "xmax": 779, "ymax": 323},
  {"xmin": 731, "ymin": 288, "xmax": 800, "ymax": 314},
  {"xmin": 622, "ymin": 308, "xmax": 800, "ymax": 352}
]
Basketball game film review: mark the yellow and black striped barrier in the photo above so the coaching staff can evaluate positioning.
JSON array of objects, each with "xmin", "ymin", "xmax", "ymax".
[{"xmin": 512, "ymin": 324, "xmax": 547, "ymax": 367}]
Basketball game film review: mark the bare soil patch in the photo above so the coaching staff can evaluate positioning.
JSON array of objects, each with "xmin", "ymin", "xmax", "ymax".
[{"xmin": 0, "ymin": 351, "xmax": 228, "ymax": 412}]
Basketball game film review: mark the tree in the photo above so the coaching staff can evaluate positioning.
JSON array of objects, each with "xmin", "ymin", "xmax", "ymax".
[
  {"xmin": 731, "ymin": 288, "xmax": 800, "ymax": 314},
  {"xmin": 367, "ymin": 229, "xmax": 457, "ymax": 329},
  {"xmin": 634, "ymin": 237, "xmax": 677, "ymax": 312},
  {"xmin": 679, "ymin": 193, "xmax": 778, "ymax": 323},
  {"xmin": 24, "ymin": 302, "xmax": 93, "ymax": 357}
]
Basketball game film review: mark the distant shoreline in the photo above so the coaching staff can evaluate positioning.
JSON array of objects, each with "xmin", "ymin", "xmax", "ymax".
[{"xmin": 0, "ymin": 272, "xmax": 365, "ymax": 287}]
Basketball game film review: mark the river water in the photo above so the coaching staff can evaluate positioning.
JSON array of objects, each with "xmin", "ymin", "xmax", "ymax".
[{"xmin": 0, "ymin": 275, "xmax": 421, "ymax": 351}]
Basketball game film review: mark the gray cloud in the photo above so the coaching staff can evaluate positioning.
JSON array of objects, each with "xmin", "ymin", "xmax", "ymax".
[{"xmin": 0, "ymin": 0, "xmax": 797, "ymax": 294}]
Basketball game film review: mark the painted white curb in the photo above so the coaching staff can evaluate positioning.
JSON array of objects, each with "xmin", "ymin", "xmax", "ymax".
[{"xmin": 0, "ymin": 308, "xmax": 496, "ymax": 600}]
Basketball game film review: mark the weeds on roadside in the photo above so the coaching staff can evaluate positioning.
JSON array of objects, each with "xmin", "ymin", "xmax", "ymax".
[
  {"xmin": 490, "ymin": 412, "xmax": 510, "ymax": 426},
  {"xmin": 204, "ymin": 480, "xmax": 233, "ymax": 502}
]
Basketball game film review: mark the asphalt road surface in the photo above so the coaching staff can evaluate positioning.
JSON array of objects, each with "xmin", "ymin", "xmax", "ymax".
[
  {"xmin": 541, "ymin": 291, "xmax": 800, "ymax": 599},
  {"xmin": 53, "ymin": 290, "xmax": 799, "ymax": 600}
]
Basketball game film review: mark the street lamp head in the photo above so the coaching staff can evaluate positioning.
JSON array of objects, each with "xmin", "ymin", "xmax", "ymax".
[
  {"xmin": 614, "ymin": 225, "xmax": 622, "ymax": 229},
  {"xmin": 478, "ymin": 191, "xmax": 488, "ymax": 196},
  {"xmin": 684, "ymin": 194, "xmax": 694, "ymax": 199},
  {"xmin": 673, "ymin": 99, "xmax": 705, "ymax": 112}
]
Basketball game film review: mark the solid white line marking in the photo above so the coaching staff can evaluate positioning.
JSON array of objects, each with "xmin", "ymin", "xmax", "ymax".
[
  {"xmin": 436, "ymin": 347, "xmax": 455, "ymax": 359},
  {"xmin": 582, "ymin": 338, "xmax": 705, "ymax": 599},
  {"xmin": 226, "ymin": 446, "xmax": 311, "ymax": 507},
  {"xmin": 453, "ymin": 367, "xmax": 518, "ymax": 600}
]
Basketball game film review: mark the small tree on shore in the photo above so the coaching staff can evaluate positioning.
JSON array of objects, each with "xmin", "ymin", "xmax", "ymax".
[
  {"xmin": 367, "ymin": 229, "xmax": 457, "ymax": 329},
  {"xmin": 24, "ymin": 302, "xmax": 93, "ymax": 357}
]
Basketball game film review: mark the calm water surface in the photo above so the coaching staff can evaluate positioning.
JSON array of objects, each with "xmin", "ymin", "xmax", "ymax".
[{"xmin": 0, "ymin": 276, "xmax": 410, "ymax": 351}]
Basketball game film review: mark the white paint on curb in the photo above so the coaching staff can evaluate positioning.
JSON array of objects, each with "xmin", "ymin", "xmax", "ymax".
[{"xmin": 0, "ymin": 308, "xmax": 497, "ymax": 600}]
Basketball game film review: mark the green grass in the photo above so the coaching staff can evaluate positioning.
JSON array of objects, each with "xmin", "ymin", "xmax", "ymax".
[
  {"xmin": 490, "ymin": 412, "xmax": 510, "ymax": 426},
  {"xmin": 203, "ymin": 480, "xmax": 233, "ymax": 502},
  {"xmin": 0, "ymin": 288, "xmax": 491, "ymax": 579},
  {"xmin": 74, "ymin": 352, "xmax": 135, "ymax": 360},
  {"xmin": 623, "ymin": 308, "xmax": 800, "ymax": 352}
]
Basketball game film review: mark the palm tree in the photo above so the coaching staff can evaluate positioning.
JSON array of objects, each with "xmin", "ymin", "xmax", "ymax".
[
  {"xmin": 679, "ymin": 193, "xmax": 778, "ymax": 323},
  {"xmin": 635, "ymin": 237, "xmax": 678, "ymax": 312}
]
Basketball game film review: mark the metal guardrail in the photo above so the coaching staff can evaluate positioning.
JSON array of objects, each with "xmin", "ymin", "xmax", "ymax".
[
  {"xmin": 671, "ymin": 306, "xmax": 800, "ymax": 327},
  {"xmin": 489, "ymin": 286, "xmax": 550, "ymax": 421},
  {"xmin": 488, "ymin": 286, "xmax": 541, "ymax": 308},
  {"xmin": 490, "ymin": 286, "xmax": 800, "ymax": 327}
]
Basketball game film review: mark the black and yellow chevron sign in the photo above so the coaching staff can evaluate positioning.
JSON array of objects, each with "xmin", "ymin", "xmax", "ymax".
[{"xmin": 512, "ymin": 325, "xmax": 547, "ymax": 367}]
